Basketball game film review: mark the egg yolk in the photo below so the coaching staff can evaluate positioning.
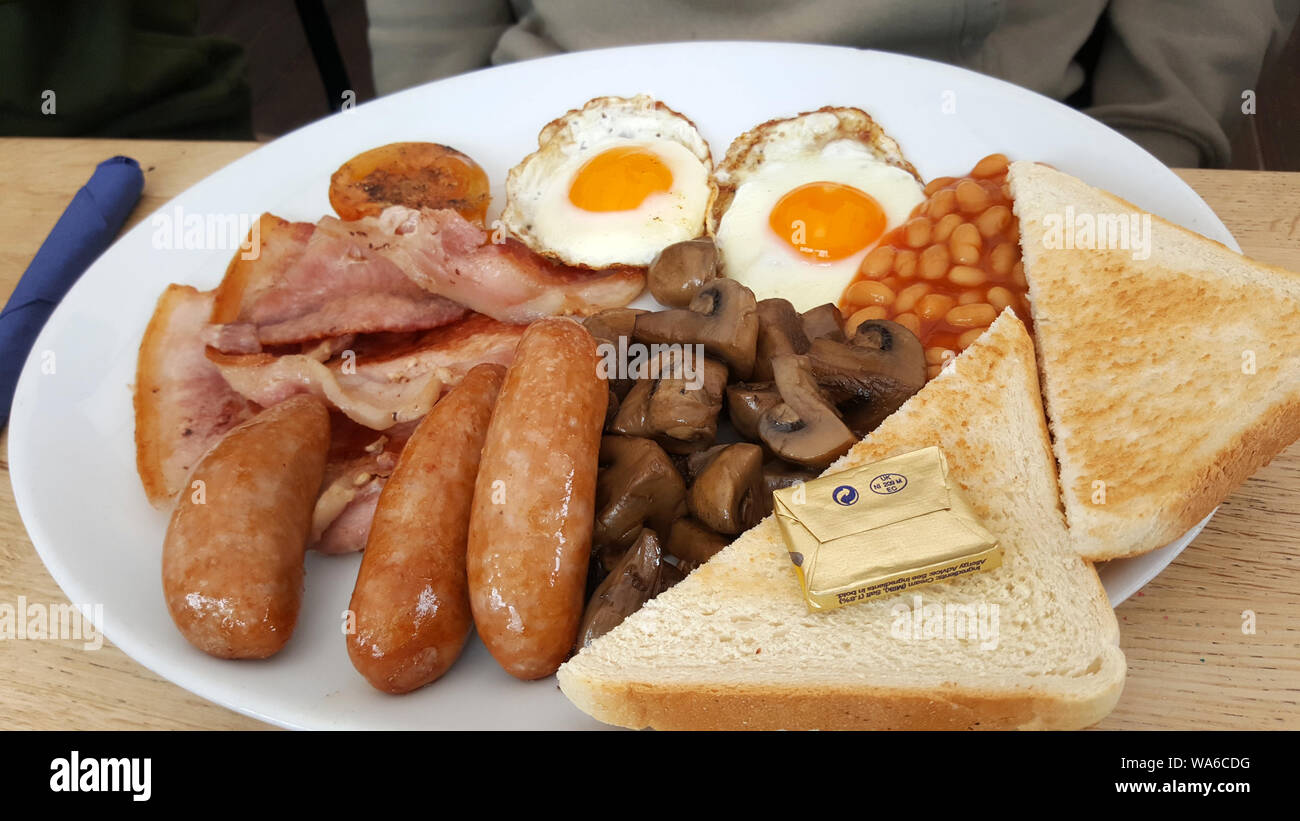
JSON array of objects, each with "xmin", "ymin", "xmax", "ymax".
[
  {"xmin": 568, "ymin": 146, "xmax": 674, "ymax": 212},
  {"xmin": 768, "ymin": 182, "xmax": 887, "ymax": 261}
]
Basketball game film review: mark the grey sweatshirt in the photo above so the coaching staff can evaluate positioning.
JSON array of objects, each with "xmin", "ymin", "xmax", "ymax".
[{"xmin": 366, "ymin": 0, "xmax": 1297, "ymax": 167}]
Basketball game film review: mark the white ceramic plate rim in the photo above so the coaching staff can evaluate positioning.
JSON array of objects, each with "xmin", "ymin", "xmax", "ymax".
[{"xmin": 9, "ymin": 42, "xmax": 1233, "ymax": 729}]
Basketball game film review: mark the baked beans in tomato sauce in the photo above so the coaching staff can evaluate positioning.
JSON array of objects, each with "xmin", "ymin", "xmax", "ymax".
[{"xmin": 837, "ymin": 153, "xmax": 1030, "ymax": 380}]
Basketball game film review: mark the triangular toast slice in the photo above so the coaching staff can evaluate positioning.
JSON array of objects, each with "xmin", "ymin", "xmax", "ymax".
[
  {"xmin": 557, "ymin": 311, "xmax": 1124, "ymax": 730},
  {"xmin": 1010, "ymin": 161, "xmax": 1300, "ymax": 560}
]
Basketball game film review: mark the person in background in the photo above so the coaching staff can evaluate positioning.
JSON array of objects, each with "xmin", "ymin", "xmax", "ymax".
[
  {"xmin": 0, "ymin": 0, "xmax": 251, "ymax": 140},
  {"xmin": 365, "ymin": 0, "xmax": 1298, "ymax": 168}
]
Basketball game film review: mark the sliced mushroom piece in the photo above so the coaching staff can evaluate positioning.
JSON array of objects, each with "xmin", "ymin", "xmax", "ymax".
[
  {"xmin": 585, "ymin": 308, "xmax": 646, "ymax": 400},
  {"xmin": 576, "ymin": 528, "xmax": 663, "ymax": 648},
  {"xmin": 593, "ymin": 543, "xmax": 624, "ymax": 575},
  {"xmin": 725, "ymin": 381, "xmax": 781, "ymax": 440},
  {"xmin": 634, "ymin": 278, "xmax": 759, "ymax": 379},
  {"xmin": 675, "ymin": 558, "xmax": 702, "ymax": 576},
  {"xmin": 604, "ymin": 387, "xmax": 620, "ymax": 427},
  {"xmin": 583, "ymin": 307, "xmax": 645, "ymax": 344},
  {"xmin": 610, "ymin": 378, "xmax": 651, "ymax": 431},
  {"xmin": 837, "ymin": 382, "xmax": 920, "ymax": 439},
  {"xmin": 594, "ymin": 436, "xmax": 687, "ymax": 552},
  {"xmin": 752, "ymin": 298, "xmax": 810, "ymax": 381},
  {"xmin": 758, "ymin": 460, "xmax": 818, "ymax": 518},
  {"xmin": 647, "ymin": 238, "xmax": 718, "ymax": 307},
  {"xmin": 665, "ymin": 517, "xmax": 731, "ymax": 565},
  {"xmin": 687, "ymin": 442, "xmax": 764, "ymax": 535},
  {"xmin": 609, "ymin": 379, "xmax": 655, "ymax": 443},
  {"xmin": 610, "ymin": 354, "xmax": 727, "ymax": 453},
  {"xmin": 681, "ymin": 443, "xmax": 729, "ymax": 484},
  {"xmin": 758, "ymin": 354, "xmax": 856, "ymax": 470},
  {"xmin": 851, "ymin": 317, "xmax": 924, "ymax": 356},
  {"xmin": 646, "ymin": 356, "xmax": 728, "ymax": 450},
  {"xmin": 655, "ymin": 560, "xmax": 686, "ymax": 595},
  {"xmin": 586, "ymin": 552, "xmax": 609, "ymax": 600},
  {"xmin": 804, "ymin": 337, "xmax": 904, "ymax": 404},
  {"xmin": 801, "ymin": 303, "xmax": 847, "ymax": 343},
  {"xmin": 806, "ymin": 319, "xmax": 926, "ymax": 438}
]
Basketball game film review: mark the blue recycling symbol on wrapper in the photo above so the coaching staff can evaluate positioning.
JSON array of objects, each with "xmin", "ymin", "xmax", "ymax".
[{"xmin": 832, "ymin": 485, "xmax": 859, "ymax": 506}]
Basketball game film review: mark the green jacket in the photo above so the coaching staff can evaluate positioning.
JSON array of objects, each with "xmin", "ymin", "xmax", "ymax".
[{"xmin": 0, "ymin": 0, "xmax": 251, "ymax": 139}]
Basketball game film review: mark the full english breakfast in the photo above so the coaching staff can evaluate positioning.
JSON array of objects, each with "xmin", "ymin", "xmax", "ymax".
[{"xmin": 131, "ymin": 92, "xmax": 1300, "ymax": 729}]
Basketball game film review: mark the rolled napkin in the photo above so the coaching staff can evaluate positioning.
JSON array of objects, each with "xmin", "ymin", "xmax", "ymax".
[{"xmin": 0, "ymin": 155, "xmax": 144, "ymax": 428}]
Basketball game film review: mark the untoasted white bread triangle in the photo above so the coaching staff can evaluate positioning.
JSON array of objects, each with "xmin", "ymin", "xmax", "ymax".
[
  {"xmin": 1010, "ymin": 161, "xmax": 1300, "ymax": 560},
  {"xmin": 558, "ymin": 311, "xmax": 1124, "ymax": 730}
]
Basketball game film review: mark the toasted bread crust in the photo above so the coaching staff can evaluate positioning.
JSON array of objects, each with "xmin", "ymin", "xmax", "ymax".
[
  {"xmin": 1083, "ymin": 396, "xmax": 1300, "ymax": 561},
  {"xmin": 557, "ymin": 655, "xmax": 1125, "ymax": 730}
]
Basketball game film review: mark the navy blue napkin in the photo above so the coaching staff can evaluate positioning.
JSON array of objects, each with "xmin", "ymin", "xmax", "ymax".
[{"xmin": 0, "ymin": 155, "xmax": 144, "ymax": 428}]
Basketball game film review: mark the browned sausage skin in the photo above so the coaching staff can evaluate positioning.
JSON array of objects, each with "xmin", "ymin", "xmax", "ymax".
[
  {"xmin": 467, "ymin": 318, "xmax": 607, "ymax": 680},
  {"xmin": 346, "ymin": 363, "xmax": 506, "ymax": 693},
  {"xmin": 162, "ymin": 395, "xmax": 330, "ymax": 659}
]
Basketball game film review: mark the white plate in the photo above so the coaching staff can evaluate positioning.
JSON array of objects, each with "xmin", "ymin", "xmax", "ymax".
[{"xmin": 9, "ymin": 42, "xmax": 1229, "ymax": 729}]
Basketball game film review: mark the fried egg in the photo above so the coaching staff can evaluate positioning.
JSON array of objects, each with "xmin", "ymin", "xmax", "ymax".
[
  {"xmin": 502, "ymin": 95, "xmax": 714, "ymax": 269},
  {"xmin": 711, "ymin": 108, "xmax": 925, "ymax": 311}
]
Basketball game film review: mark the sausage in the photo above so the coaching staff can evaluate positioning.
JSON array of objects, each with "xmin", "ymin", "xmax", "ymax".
[
  {"xmin": 467, "ymin": 318, "xmax": 607, "ymax": 679},
  {"xmin": 162, "ymin": 395, "xmax": 330, "ymax": 659},
  {"xmin": 346, "ymin": 363, "xmax": 505, "ymax": 692}
]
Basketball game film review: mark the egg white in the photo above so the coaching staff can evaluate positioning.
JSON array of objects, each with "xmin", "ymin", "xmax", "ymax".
[
  {"xmin": 503, "ymin": 96, "xmax": 714, "ymax": 269},
  {"xmin": 715, "ymin": 140, "xmax": 924, "ymax": 311},
  {"xmin": 522, "ymin": 137, "xmax": 711, "ymax": 268}
]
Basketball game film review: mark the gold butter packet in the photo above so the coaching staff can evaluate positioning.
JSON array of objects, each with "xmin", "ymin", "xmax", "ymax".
[{"xmin": 772, "ymin": 446, "xmax": 1001, "ymax": 611}]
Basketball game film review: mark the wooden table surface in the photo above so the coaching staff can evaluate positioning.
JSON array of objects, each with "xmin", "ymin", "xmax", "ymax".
[{"xmin": 1, "ymin": 138, "xmax": 1297, "ymax": 730}]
